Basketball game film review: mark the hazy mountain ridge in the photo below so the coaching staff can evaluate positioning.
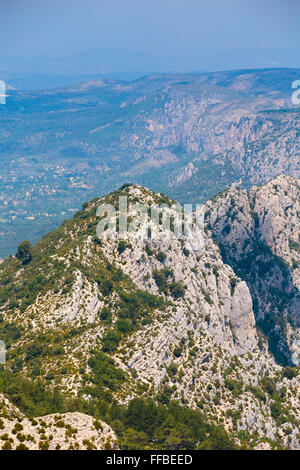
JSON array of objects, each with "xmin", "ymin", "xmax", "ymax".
[{"xmin": 0, "ymin": 68, "xmax": 299, "ymax": 257}]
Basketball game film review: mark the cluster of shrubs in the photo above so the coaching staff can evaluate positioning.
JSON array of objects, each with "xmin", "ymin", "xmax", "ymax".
[
  {"xmin": 153, "ymin": 269, "xmax": 185, "ymax": 299},
  {"xmin": 109, "ymin": 398, "xmax": 237, "ymax": 450},
  {"xmin": 99, "ymin": 288, "xmax": 164, "ymax": 354}
]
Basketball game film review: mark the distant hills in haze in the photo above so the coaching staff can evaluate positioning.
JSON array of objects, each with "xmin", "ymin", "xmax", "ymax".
[
  {"xmin": 0, "ymin": 46, "xmax": 299, "ymax": 89},
  {"xmin": 0, "ymin": 66, "xmax": 299, "ymax": 257}
]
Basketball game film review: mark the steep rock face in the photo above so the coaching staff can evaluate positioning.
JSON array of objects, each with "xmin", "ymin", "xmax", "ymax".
[
  {"xmin": 0, "ymin": 183, "xmax": 299, "ymax": 449},
  {"xmin": 165, "ymin": 109, "xmax": 299, "ymax": 190},
  {"xmin": 206, "ymin": 175, "xmax": 300, "ymax": 366},
  {"xmin": 230, "ymin": 281, "xmax": 256, "ymax": 349},
  {"xmin": 105, "ymin": 186, "xmax": 258, "ymax": 358}
]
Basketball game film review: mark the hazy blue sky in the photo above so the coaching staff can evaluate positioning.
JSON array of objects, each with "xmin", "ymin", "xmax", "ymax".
[{"xmin": 2, "ymin": 0, "xmax": 300, "ymax": 69}]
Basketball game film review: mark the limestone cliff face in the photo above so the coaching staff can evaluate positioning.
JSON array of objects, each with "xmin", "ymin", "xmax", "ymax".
[
  {"xmin": 106, "ymin": 185, "xmax": 258, "ymax": 359},
  {"xmin": 206, "ymin": 175, "xmax": 300, "ymax": 366},
  {"xmin": 123, "ymin": 77, "xmax": 299, "ymax": 191}
]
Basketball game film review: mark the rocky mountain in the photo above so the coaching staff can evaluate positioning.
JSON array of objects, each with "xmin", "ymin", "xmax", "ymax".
[
  {"xmin": 0, "ymin": 67, "xmax": 299, "ymax": 257},
  {"xmin": 0, "ymin": 179, "xmax": 299, "ymax": 450},
  {"xmin": 206, "ymin": 175, "xmax": 300, "ymax": 366}
]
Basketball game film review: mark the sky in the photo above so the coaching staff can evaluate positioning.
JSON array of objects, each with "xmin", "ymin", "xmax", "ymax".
[{"xmin": 1, "ymin": 0, "xmax": 300, "ymax": 70}]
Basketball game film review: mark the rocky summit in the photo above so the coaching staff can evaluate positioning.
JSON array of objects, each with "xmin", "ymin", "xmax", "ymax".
[{"xmin": 0, "ymin": 178, "xmax": 299, "ymax": 450}]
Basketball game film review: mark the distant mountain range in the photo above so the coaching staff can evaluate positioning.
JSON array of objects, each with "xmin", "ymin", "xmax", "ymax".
[
  {"xmin": 0, "ymin": 67, "xmax": 299, "ymax": 257},
  {"xmin": 1, "ymin": 48, "xmax": 196, "ymax": 89},
  {"xmin": 0, "ymin": 46, "xmax": 299, "ymax": 89}
]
